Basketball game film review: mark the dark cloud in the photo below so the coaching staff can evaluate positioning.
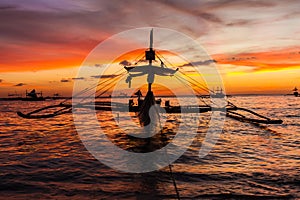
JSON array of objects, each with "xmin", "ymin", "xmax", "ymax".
[
  {"xmin": 119, "ymin": 60, "xmax": 132, "ymax": 66},
  {"xmin": 60, "ymin": 79, "xmax": 71, "ymax": 83},
  {"xmin": 14, "ymin": 83, "xmax": 26, "ymax": 86},
  {"xmin": 179, "ymin": 59, "xmax": 217, "ymax": 67},
  {"xmin": 226, "ymin": 19, "xmax": 254, "ymax": 26},
  {"xmin": 0, "ymin": 0, "xmax": 209, "ymax": 52},
  {"xmin": 0, "ymin": 79, "xmax": 2, "ymax": 83},
  {"xmin": 198, "ymin": 13, "xmax": 223, "ymax": 23},
  {"xmin": 0, "ymin": 5, "xmax": 17, "ymax": 10},
  {"xmin": 91, "ymin": 74, "xmax": 117, "ymax": 79},
  {"xmin": 72, "ymin": 77, "xmax": 85, "ymax": 80},
  {"xmin": 0, "ymin": 0, "xmax": 299, "ymax": 73},
  {"xmin": 61, "ymin": 77, "xmax": 85, "ymax": 82},
  {"xmin": 152, "ymin": 0, "xmax": 224, "ymax": 23},
  {"xmin": 152, "ymin": 0, "xmax": 278, "ymax": 27},
  {"xmin": 206, "ymin": 0, "xmax": 275, "ymax": 8},
  {"xmin": 95, "ymin": 64, "xmax": 104, "ymax": 67}
]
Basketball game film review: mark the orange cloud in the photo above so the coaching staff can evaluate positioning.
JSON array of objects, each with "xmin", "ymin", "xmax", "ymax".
[
  {"xmin": 0, "ymin": 38, "xmax": 99, "ymax": 72},
  {"xmin": 213, "ymin": 46, "xmax": 300, "ymax": 71}
]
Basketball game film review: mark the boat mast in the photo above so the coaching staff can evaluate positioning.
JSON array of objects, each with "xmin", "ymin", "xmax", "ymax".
[{"xmin": 145, "ymin": 29, "xmax": 155, "ymax": 92}]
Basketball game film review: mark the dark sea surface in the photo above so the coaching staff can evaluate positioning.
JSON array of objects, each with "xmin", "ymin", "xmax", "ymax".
[{"xmin": 0, "ymin": 95, "xmax": 299, "ymax": 199}]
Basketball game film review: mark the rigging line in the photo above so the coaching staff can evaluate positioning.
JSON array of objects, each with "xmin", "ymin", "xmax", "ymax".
[
  {"xmin": 157, "ymin": 51, "xmax": 220, "ymax": 98},
  {"xmin": 77, "ymin": 72, "xmax": 126, "ymax": 104},
  {"xmin": 177, "ymin": 71, "xmax": 211, "ymax": 93},
  {"xmin": 78, "ymin": 71, "xmax": 126, "ymax": 102},
  {"xmin": 91, "ymin": 68, "xmax": 126, "ymax": 92},
  {"xmin": 178, "ymin": 72, "xmax": 212, "ymax": 95},
  {"xmin": 172, "ymin": 75, "xmax": 209, "ymax": 107},
  {"xmin": 174, "ymin": 74, "xmax": 209, "ymax": 95},
  {"xmin": 157, "ymin": 54, "xmax": 211, "ymax": 104},
  {"xmin": 174, "ymin": 74, "xmax": 228, "ymax": 108},
  {"xmin": 60, "ymin": 68, "xmax": 125, "ymax": 104},
  {"xmin": 176, "ymin": 71, "xmax": 238, "ymax": 107},
  {"xmin": 94, "ymin": 73, "xmax": 127, "ymax": 99},
  {"xmin": 174, "ymin": 74, "xmax": 207, "ymax": 93},
  {"xmin": 156, "ymin": 51, "xmax": 177, "ymax": 69},
  {"xmin": 96, "ymin": 68, "xmax": 124, "ymax": 84},
  {"xmin": 132, "ymin": 51, "xmax": 146, "ymax": 65},
  {"xmin": 95, "ymin": 71, "xmax": 127, "ymax": 95},
  {"xmin": 60, "ymin": 87, "xmax": 90, "ymax": 104},
  {"xmin": 156, "ymin": 54, "xmax": 167, "ymax": 67},
  {"xmin": 66, "ymin": 71, "xmax": 126, "ymax": 106},
  {"xmin": 173, "ymin": 74, "xmax": 204, "ymax": 97},
  {"xmin": 156, "ymin": 51, "xmax": 238, "ymax": 107},
  {"xmin": 158, "ymin": 52, "xmax": 237, "ymax": 107},
  {"xmin": 95, "ymin": 72, "xmax": 125, "ymax": 94},
  {"xmin": 96, "ymin": 77, "xmax": 122, "ymax": 98},
  {"xmin": 175, "ymin": 67, "xmax": 218, "ymax": 93},
  {"xmin": 175, "ymin": 73, "xmax": 234, "ymax": 111},
  {"xmin": 159, "ymin": 53, "xmax": 214, "ymax": 94},
  {"xmin": 177, "ymin": 70, "xmax": 239, "ymax": 107},
  {"xmin": 173, "ymin": 75, "xmax": 209, "ymax": 106},
  {"xmin": 157, "ymin": 50, "xmax": 215, "ymax": 95}
]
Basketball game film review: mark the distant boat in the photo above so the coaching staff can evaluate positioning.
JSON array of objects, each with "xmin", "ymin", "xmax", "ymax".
[
  {"xmin": 119, "ymin": 92, "xmax": 129, "ymax": 98},
  {"xmin": 22, "ymin": 89, "xmax": 45, "ymax": 101},
  {"xmin": 4, "ymin": 91, "xmax": 23, "ymax": 100},
  {"xmin": 292, "ymin": 87, "xmax": 299, "ymax": 97},
  {"xmin": 50, "ymin": 93, "xmax": 65, "ymax": 100},
  {"xmin": 8, "ymin": 91, "xmax": 22, "ymax": 98},
  {"xmin": 211, "ymin": 87, "xmax": 225, "ymax": 98}
]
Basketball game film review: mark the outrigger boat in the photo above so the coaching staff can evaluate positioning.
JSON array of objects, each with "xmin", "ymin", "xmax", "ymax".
[{"xmin": 17, "ymin": 29, "xmax": 282, "ymax": 125}]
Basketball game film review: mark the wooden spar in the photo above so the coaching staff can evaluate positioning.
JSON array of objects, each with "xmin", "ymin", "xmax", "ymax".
[
  {"xmin": 226, "ymin": 112, "xmax": 283, "ymax": 124},
  {"xmin": 234, "ymin": 107, "xmax": 271, "ymax": 120},
  {"xmin": 17, "ymin": 110, "xmax": 71, "ymax": 119},
  {"xmin": 225, "ymin": 107, "xmax": 283, "ymax": 124},
  {"xmin": 17, "ymin": 104, "xmax": 72, "ymax": 119},
  {"xmin": 17, "ymin": 101, "xmax": 283, "ymax": 124}
]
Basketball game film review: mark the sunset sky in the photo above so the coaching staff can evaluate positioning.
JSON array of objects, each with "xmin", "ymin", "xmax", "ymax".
[{"xmin": 0, "ymin": 0, "xmax": 300, "ymax": 97}]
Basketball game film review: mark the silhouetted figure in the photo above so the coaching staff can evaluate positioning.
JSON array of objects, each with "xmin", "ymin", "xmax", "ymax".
[{"xmin": 293, "ymin": 87, "xmax": 298, "ymax": 97}]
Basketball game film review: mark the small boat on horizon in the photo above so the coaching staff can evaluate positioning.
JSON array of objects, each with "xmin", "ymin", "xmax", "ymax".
[
  {"xmin": 286, "ymin": 87, "xmax": 300, "ymax": 97},
  {"xmin": 292, "ymin": 87, "xmax": 299, "ymax": 97},
  {"xmin": 211, "ymin": 87, "xmax": 225, "ymax": 98},
  {"xmin": 21, "ymin": 89, "xmax": 45, "ymax": 101}
]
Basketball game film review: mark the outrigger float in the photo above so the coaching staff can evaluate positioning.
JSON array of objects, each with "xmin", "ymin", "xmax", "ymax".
[{"xmin": 17, "ymin": 29, "xmax": 283, "ymax": 125}]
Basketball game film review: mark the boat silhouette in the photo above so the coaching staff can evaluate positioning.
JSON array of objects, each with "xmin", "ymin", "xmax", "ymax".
[
  {"xmin": 22, "ymin": 89, "xmax": 45, "ymax": 101},
  {"xmin": 17, "ymin": 29, "xmax": 282, "ymax": 125}
]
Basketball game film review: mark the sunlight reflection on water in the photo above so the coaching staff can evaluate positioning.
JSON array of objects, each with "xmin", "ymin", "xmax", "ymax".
[{"xmin": 0, "ymin": 96, "xmax": 299, "ymax": 199}]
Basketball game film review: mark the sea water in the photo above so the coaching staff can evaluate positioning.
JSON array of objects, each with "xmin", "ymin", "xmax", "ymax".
[{"xmin": 0, "ymin": 95, "xmax": 299, "ymax": 199}]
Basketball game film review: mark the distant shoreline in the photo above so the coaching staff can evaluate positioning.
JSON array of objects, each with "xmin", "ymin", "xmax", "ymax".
[{"xmin": 0, "ymin": 94, "xmax": 293, "ymax": 101}]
